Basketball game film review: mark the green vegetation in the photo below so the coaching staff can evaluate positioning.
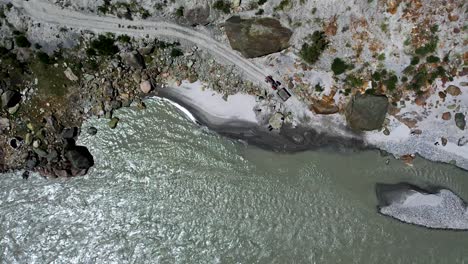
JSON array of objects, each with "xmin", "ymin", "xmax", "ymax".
[
  {"xmin": 299, "ymin": 31, "xmax": 328, "ymax": 64},
  {"xmin": 175, "ymin": 6, "xmax": 184, "ymax": 17},
  {"xmin": 426, "ymin": 55, "xmax": 440, "ymax": 63},
  {"xmin": 15, "ymin": 35, "xmax": 31, "ymax": 48},
  {"xmin": 377, "ymin": 53, "xmax": 385, "ymax": 61},
  {"xmin": 331, "ymin": 58, "xmax": 348, "ymax": 75},
  {"xmin": 371, "ymin": 69, "xmax": 398, "ymax": 91},
  {"xmin": 170, "ymin": 48, "xmax": 184, "ymax": 57},
  {"xmin": 274, "ymin": 0, "xmax": 292, "ymax": 11},
  {"xmin": 345, "ymin": 74, "xmax": 364, "ymax": 88},
  {"xmin": 410, "ymin": 56, "xmax": 420, "ymax": 65},
  {"xmin": 414, "ymin": 38, "xmax": 438, "ymax": 56},
  {"xmin": 255, "ymin": 9, "xmax": 264, "ymax": 15},
  {"xmin": 213, "ymin": 0, "xmax": 231, "ymax": 14},
  {"xmin": 314, "ymin": 83, "xmax": 324, "ymax": 92},
  {"xmin": 36, "ymin": 51, "xmax": 52, "ymax": 64},
  {"xmin": 117, "ymin": 34, "xmax": 131, "ymax": 43},
  {"xmin": 30, "ymin": 59, "xmax": 72, "ymax": 97},
  {"xmin": 90, "ymin": 35, "xmax": 119, "ymax": 56},
  {"xmin": 258, "ymin": 0, "xmax": 268, "ymax": 5}
]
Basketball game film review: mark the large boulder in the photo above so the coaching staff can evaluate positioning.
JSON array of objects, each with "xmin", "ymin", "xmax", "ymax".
[
  {"xmin": 454, "ymin": 113, "xmax": 465, "ymax": 130},
  {"xmin": 345, "ymin": 94, "xmax": 388, "ymax": 131},
  {"xmin": 121, "ymin": 51, "xmax": 145, "ymax": 69},
  {"xmin": 224, "ymin": 16, "xmax": 292, "ymax": 58},
  {"xmin": 376, "ymin": 182, "xmax": 468, "ymax": 230},
  {"xmin": 185, "ymin": 5, "xmax": 210, "ymax": 26},
  {"xmin": 1, "ymin": 90, "xmax": 21, "ymax": 109},
  {"xmin": 65, "ymin": 145, "xmax": 94, "ymax": 171}
]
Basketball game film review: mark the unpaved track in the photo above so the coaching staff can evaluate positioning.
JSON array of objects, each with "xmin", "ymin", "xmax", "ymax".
[{"xmin": 12, "ymin": 0, "xmax": 270, "ymax": 86}]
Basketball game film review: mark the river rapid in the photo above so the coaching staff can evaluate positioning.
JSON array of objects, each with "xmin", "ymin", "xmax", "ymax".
[{"xmin": 1, "ymin": 99, "xmax": 467, "ymax": 263}]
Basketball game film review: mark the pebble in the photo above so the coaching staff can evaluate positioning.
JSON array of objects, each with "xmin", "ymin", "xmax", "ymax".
[
  {"xmin": 108, "ymin": 117, "xmax": 119, "ymax": 129},
  {"xmin": 140, "ymin": 80, "xmax": 152, "ymax": 93},
  {"xmin": 33, "ymin": 139, "xmax": 41, "ymax": 148},
  {"xmin": 87, "ymin": 127, "xmax": 98, "ymax": 135}
]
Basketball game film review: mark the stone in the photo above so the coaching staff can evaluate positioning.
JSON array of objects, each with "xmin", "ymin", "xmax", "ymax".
[
  {"xmin": 454, "ymin": 113, "xmax": 465, "ymax": 130},
  {"xmin": 25, "ymin": 133, "xmax": 33, "ymax": 145},
  {"xmin": 87, "ymin": 127, "xmax": 98, "ymax": 135},
  {"xmin": 138, "ymin": 45, "xmax": 154, "ymax": 56},
  {"xmin": 64, "ymin": 67, "xmax": 79, "ymax": 81},
  {"xmin": 32, "ymin": 139, "xmax": 41, "ymax": 149},
  {"xmin": 445, "ymin": 85, "xmax": 461, "ymax": 96},
  {"xmin": 7, "ymin": 104, "xmax": 20, "ymax": 114},
  {"xmin": 224, "ymin": 16, "xmax": 292, "ymax": 58},
  {"xmin": 65, "ymin": 145, "xmax": 94, "ymax": 171},
  {"xmin": 345, "ymin": 94, "xmax": 389, "ymax": 131},
  {"xmin": 61, "ymin": 127, "xmax": 79, "ymax": 140},
  {"xmin": 310, "ymin": 100, "xmax": 339, "ymax": 115},
  {"xmin": 33, "ymin": 148, "xmax": 48, "ymax": 158},
  {"xmin": 441, "ymin": 112, "xmax": 451, "ymax": 120},
  {"xmin": 1, "ymin": 90, "xmax": 21, "ymax": 109},
  {"xmin": 121, "ymin": 51, "xmax": 145, "ymax": 69},
  {"xmin": 185, "ymin": 5, "xmax": 210, "ymax": 26},
  {"xmin": 268, "ymin": 112, "xmax": 284, "ymax": 129},
  {"xmin": 140, "ymin": 80, "xmax": 152, "ymax": 93},
  {"xmin": 0, "ymin": 117, "xmax": 10, "ymax": 132},
  {"xmin": 458, "ymin": 137, "xmax": 468, "ymax": 147},
  {"xmin": 108, "ymin": 117, "xmax": 119, "ymax": 129},
  {"xmin": 441, "ymin": 137, "xmax": 448, "ymax": 146}
]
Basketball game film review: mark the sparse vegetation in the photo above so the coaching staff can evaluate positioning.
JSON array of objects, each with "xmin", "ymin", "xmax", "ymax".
[
  {"xmin": 15, "ymin": 35, "xmax": 31, "ymax": 48},
  {"xmin": 331, "ymin": 58, "xmax": 348, "ymax": 75},
  {"xmin": 36, "ymin": 51, "xmax": 52, "ymax": 64},
  {"xmin": 170, "ymin": 48, "xmax": 184, "ymax": 57},
  {"xmin": 299, "ymin": 31, "xmax": 328, "ymax": 64},
  {"xmin": 175, "ymin": 6, "xmax": 184, "ymax": 17},
  {"xmin": 90, "ymin": 35, "xmax": 119, "ymax": 56},
  {"xmin": 213, "ymin": 0, "xmax": 231, "ymax": 14},
  {"xmin": 274, "ymin": 0, "xmax": 292, "ymax": 11}
]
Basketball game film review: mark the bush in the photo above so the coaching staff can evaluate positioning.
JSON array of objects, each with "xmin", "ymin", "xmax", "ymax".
[
  {"xmin": 37, "ymin": 51, "xmax": 51, "ymax": 64},
  {"xmin": 175, "ymin": 6, "xmax": 184, "ymax": 17},
  {"xmin": 299, "ymin": 31, "xmax": 328, "ymax": 64},
  {"xmin": 117, "ymin": 34, "xmax": 131, "ymax": 43},
  {"xmin": 170, "ymin": 48, "xmax": 183, "ymax": 57},
  {"xmin": 258, "ymin": 0, "xmax": 268, "ymax": 4},
  {"xmin": 426, "ymin": 55, "xmax": 440, "ymax": 63},
  {"xmin": 213, "ymin": 0, "xmax": 231, "ymax": 14},
  {"xmin": 415, "ymin": 38, "xmax": 438, "ymax": 56},
  {"xmin": 90, "ymin": 35, "xmax": 119, "ymax": 56},
  {"xmin": 331, "ymin": 58, "xmax": 347, "ymax": 75},
  {"xmin": 15, "ymin": 35, "xmax": 31, "ymax": 48}
]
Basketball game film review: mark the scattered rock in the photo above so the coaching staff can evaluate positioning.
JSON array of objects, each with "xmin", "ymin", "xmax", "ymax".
[
  {"xmin": 454, "ymin": 113, "xmax": 465, "ymax": 130},
  {"xmin": 140, "ymin": 80, "xmax": 152, "ymax": 93},
  {"xmin": 310, "ymin": 100, "xmax": 339, "ymax": 115},
  {"xmin": 65, "ymin": 145, "xmax": 94, "ymax": 171},
  {"xmin": 445, "ymin": 85, "xmax": 461, "ymax": 96},
  {"xmin": 1, "ymin": 90, "xmax": 21, "ymax": 109},
  {"xmin": 108, "ymin": 117, "xmax": 119, "ymax": 129},
  {"xmin": 441, "ymin": 112, "xmax": 451, "ymax": 120},
  {"xmin": 458, "ymin": 137, "xmax": 468, "ymax": 147},
  {"xmin": 32, "ymin": 139, "xmax": 41, "ymax": 149},
  {"xmin": 64, "ymin": 67, "xmax": 79, "ymax": 81},
  {"xmin": 441, "ymin": 137, "xmax": 447, "ymax": 146},
  {"xmin": 345, "ymin": 94, "xmax": 389, "ymax": 131},
  {"xmin": 61, "ymin": 127, "xmax": 79, "ymax": 140},
  {"xmin": 224, "ymin": 16, "xmax": 292, "ymax": 58},
  {"xmin": 87, "ymin": 127, "xmax": 98, "ymax": 135},
  {"xmin": 0, "ymin": 117, "xmax": 10, "ymax": 132},
  {"xmin": 185, "ymin": 5, "xmax": 210, "ymax": 26},
  {"xmin": 121, "ymin": 51, "xmax": 145, "ymax": 69}
]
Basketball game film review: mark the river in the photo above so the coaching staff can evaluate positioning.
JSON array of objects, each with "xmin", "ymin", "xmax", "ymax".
[{"xmin": 1, "ymin": 99, "xmax": 467, "ymax": 263}]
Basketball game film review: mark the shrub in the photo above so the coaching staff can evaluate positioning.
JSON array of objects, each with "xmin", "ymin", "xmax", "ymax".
[
  {"xmin": 170, "ymin": 48, "xmax": 183, "ymax": 57},
  {"xmin": 255, "ymin": 9, "xmax": 264, "ymax": 15},
  {"xmin": 37, "ymin": 51, "xmax": 51, "ymax": 64},
  {"xmin": 426, "ymin": 55, "xmax": 440, "ymax": 63},
  {"xmin": 90, "ymin": 35, "xmax": 119, "ymax": 56},
  {"xmin": 258, "ymin": 0, "xmax": 268, "ymax": 5},
  {"xmin": 117, "ymin": 34, "xmax": 131, "ymax": 43},
  {"xmin": 15, "ymin": 35, "xmax": 31, "ymax": 48},
  {"xmin": 415, "ymin": 38, "xmax": 438, "ymax": 56},
  {"xmin": 331, "ymin": 58, "xmax": 347, "ymax": 75},
  {"xmin": 175, "ymin": 6, "xmax": 184, "ymax": 17},
  {"xmin": 299, "ymin": 31, "xmax": 328, "ymax": 64},
  {"xmin": 213, "ymin": 0, "xmax": 231, "ymax": 14},
  {"xmin": 410, "ymin": 56, "xmax": 419, "ymax": 65}
]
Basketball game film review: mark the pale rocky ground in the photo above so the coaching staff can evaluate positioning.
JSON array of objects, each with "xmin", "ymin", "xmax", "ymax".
[{"xmin": 0, "ymin": 0, "xmax": 467, "ymax": 174}]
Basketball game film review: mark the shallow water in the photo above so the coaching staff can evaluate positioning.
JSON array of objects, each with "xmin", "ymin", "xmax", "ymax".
[{"xmin": 1, "ymin": 99, "xmax": 467, "ymax": 263}]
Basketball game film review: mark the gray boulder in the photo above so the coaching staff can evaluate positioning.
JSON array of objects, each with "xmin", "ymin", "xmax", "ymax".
[
  {"xmin": 455, "ymin": 113, "xmax": 465, "ymax": 130},
  {"xmin": 1, "ymin": 90, "xmax": 21, "ymax": 109},
  {"xmin": 345, "ymin": 94, "xmax": 388, "ymax": 131},
  {"xmin": 185, "ymin": 5, "xmax": 210, "ymax": 26},
  {"xmin": 224, "ymin": 16, "xmax": 292, "ymax": 58},
  {"xmin": 65, "ymin": 145, "xmax": 94, "ymax": 171},
  {"xmin": 376, "ymin": 182, "xmax": 468, "ymax": 230},
  {"xmin": 121, "ymin": 51, "xmax": 145, "ymax": 69}
]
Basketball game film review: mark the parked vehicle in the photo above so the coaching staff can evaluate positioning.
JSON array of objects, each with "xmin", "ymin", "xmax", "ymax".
[{"xmin": 265, "ymin": 75, "xmax": 279, "ymax": 90}]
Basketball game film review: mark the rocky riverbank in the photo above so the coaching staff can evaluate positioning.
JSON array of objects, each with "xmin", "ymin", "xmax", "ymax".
[{"xmin": 0, "ymin": 0, "xmax": 467, "ymax": 177}]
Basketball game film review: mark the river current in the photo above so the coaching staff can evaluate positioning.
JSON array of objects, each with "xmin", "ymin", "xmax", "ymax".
[{"xmin": 1, "ymin": 99, "xmax": 467, "ymax": 263}]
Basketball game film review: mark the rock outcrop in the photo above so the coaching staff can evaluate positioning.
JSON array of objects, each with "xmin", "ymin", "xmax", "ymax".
[
  {"xmin": 376, "ymin": 182, "xmax": 468, "ymax": 230},
  {"xmin": 224, "ymin": 16, "xmax": 292, "ymax": 58},
  {"xmin": 65, "ymin": 145, "xmax": 94, "ymax": 171},
  {"xmin": 185, "ymin": 5, "xmax": 210, "ymax": 26},
  {"xmin": 345, "ymin": 94, "xmax": 389, "ymax": 131}
]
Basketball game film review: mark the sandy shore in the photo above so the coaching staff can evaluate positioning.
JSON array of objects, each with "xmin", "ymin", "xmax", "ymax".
[{"xmin": 156, "ymin": 81, "xmax": 366, "ymax": 152}]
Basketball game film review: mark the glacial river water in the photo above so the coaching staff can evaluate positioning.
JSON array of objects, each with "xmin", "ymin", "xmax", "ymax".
[{"xmin": 1, "ymin": 99, "xmax": 468, "ymax": 263}]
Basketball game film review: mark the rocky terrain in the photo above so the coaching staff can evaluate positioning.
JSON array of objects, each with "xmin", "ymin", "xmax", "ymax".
[{"xmin": 0, "ymin": 0, "xmax": 466, "ymax": 177}]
